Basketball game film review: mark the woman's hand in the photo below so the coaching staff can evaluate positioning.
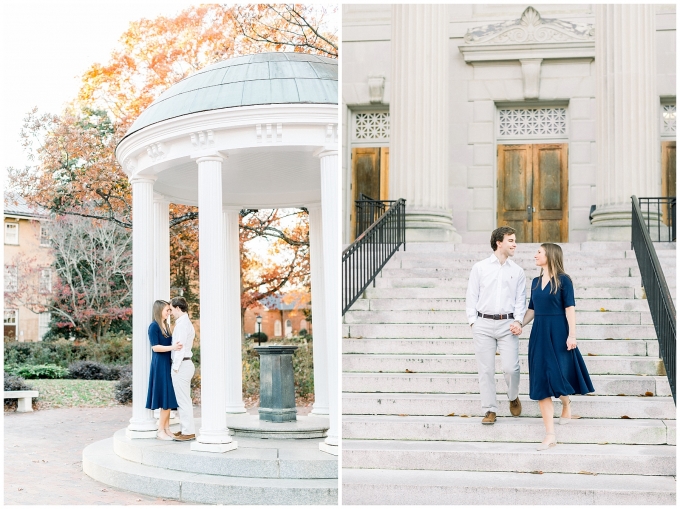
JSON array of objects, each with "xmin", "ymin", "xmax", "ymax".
[
  {"xmin": 566, "ymin": 336, "xmax": 577, "ymax": 351},
  {"xmin": 173, "ymin": 342, "xmax": 183, "ymax": 351}
]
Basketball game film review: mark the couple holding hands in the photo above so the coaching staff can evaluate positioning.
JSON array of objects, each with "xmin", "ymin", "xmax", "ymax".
[
  {"xmin": 145, "ymin": 296, "xmax": 197, "ymax": 441},
  {"xmin": 466, "ymin": 226, "xmax": 594, "ymax": 450}
]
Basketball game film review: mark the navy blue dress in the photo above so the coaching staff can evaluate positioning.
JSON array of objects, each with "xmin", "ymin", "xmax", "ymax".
[
  {"xmin": 145, "ymin": 321, "xmax": 178, "ymax": 411},
  {"xmin": 528, "ymin": 274, "xmax": 594, "ymax": 400}
]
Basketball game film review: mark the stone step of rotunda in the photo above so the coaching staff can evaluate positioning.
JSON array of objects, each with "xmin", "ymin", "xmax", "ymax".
[
  {"xmin": 344, "ymin": 323, "xmax": 658, "ymax": 340},
  {"xmin": 381, "ymin": 266, "xmax": 643, "ymax": 278},
  {"xmin": 372, "ymin": 276, "xmax": 676, "ymax": 289},
  {"xmin": 362, "ymin": 286, "xmax": 642, "ymax": 299},
  {"xmin": 342, "ymin": 439, "xmax": 676, "ymax": 476},
  {"xmin": 344, "ymin": 310, "xmax": 654, "ymax": 325},
  {"xmin": 83, "ymin": 438, "xmax": 337, "ymax": 505},
  {"xmin": 350, "ymin": 297, "xmax": 650, "ymax": 312},
  {"xmin": 342, "ymin": 373, "xmax": 672, "ymax": 397},
  {"xmin": 342, "ymin": 415, "xmax": 675, "ymax": 445},
  {"xmin": 342, "ymin": 393, "xmax": 676, "ymax": 419},
  {"xmin": 112, "ymin": 429, "xmax": 337, "ymax": 479},
  {"xmin": 393, "ymin": 241, "xmax": 675, "ymax": 254},
  {"xmin": 341, "ymin": 468, "xmax": 676, "ymax": 505},
  {"xmin": 343, "ymin": 338, "xmax": 660, "ymax": 357},
  {"xmin": 342, "ymin": 354, "xmax": 665, "ymax": 376}
]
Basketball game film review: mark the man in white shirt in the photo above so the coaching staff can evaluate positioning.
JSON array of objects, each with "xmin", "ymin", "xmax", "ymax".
[
  {"xmin": 465, "ymin": 226, "xmax": 526, "ymax": 425},
  {"xmin": 169, "ymin": 296, "xmax": 196, "ymax": 440}
]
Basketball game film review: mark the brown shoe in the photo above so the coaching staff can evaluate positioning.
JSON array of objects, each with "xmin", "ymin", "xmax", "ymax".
[
  {"xmin": 481, "ymin": 411, "xmax": 496, "ymax": 425},
  {"xmin": 509, "ymin": 397, "xmax": 522, "ymax": 417},
  {"xmin": 173, "ymin": 431, "xmax": 182, "ymax": 437},
  {"xmin": 173, "ymin": 434, "xmax": 196, "ymax": 441}
]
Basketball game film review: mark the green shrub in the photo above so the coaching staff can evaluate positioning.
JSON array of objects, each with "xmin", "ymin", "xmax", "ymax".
[
  {"xmin": 68, "ymin": 361, "xmax": 121, "ymax": 380},
  {"xmin": 5, "ymin": 364, "xmax": 69, "ymax": 379},
  {"xmin": 114, "ymin": 374, "xmax": 132, "ymax": 404}
]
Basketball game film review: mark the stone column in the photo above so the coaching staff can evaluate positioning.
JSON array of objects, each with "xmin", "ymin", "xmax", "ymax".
[
  {"xmin": 318, "ymin": 151, "xmax": 339, "ymax": 456},
  {"xmin": 223, "ymin": 207, "xmax": 246, "ymax": 414},
  {"xmin": 153, "ymin": 194, "xmax": 170, "ymax": 301},
  {"xmin": 589, "ymin": 4, "xmax": 659, "ymax": 240},
  {"xmin": 307, "ymin": 204, "xmax": 329, "ymax": 415},
  {"xmin": 127, "ymin": 176, "xmax": 157, "ymax": 438},
  {"xmin": 390, "ymin": 4, "xmax": 461, "ymax": 243},
  {"xmin": 191, "ymin": 155, "xmax": 237, "ymax": 453}
]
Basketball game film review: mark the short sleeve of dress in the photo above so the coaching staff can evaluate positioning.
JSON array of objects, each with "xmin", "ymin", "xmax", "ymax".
[
  {"xmin": 148, "ymin": 322, "xmax": 161, "ymax": 347},
  {"xmin": 561, "ymin": 274, "xmax": 576, "ymax": 308},
  {"xmin": 528, "ymin": 278, "xmax": 536, "ymax": 310}
]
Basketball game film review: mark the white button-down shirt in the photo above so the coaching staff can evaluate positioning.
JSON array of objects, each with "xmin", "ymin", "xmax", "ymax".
[
  {"xmin": 466, "ymin": 253, "xmax": 527, "ymax": 325},
  {"xmin": 171, "ymin": 313, "xmax": 195, "ymax": 372}
]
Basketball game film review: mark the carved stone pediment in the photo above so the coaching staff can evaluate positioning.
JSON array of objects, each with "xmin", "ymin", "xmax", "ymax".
[{"xmin": 464, "ymin": 6, "xmax": 594, "ymax": 46}]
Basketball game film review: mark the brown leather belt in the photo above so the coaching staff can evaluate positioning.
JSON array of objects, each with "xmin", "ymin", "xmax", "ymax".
[
  {"xmin": 477, "ymin": 312, "xmax": 515, "ymax": 320},
  {"xmin": 182, "ymin": 357, "xmax": 192, "ymax": 361}
]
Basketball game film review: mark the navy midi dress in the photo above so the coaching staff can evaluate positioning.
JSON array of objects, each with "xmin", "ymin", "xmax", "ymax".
[
  {"xmin": 145, "ymin": 321, "xmax": 178, "ymax": 411},
  {"xmin": 528, "ymin": 274, "xmax": 594, "ymax": 401}
]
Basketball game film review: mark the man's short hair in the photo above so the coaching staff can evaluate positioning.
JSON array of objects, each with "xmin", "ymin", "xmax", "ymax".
[
  {"xmin": 170, "ymin": 296, "xmax": 189, "ymax": 313},
  {"xmin": 490, "ymin": 226, "xmax": 516, "ymax": 251}
]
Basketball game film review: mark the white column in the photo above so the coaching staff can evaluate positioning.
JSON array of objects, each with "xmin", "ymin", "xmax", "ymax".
[
  {"xmin": 153, "ymin": 194, "xmax": 170, "ymax": 301},
  {"xmin": 307, "ymin": 204, "xmax": 329, "ymax": 415},
  {"xmin": 126, "ymin": 176, "xmax": 157, "ymax": 438},
  {"xmin": 589, "ymin": 4, "xmax": 659, "ymax": 241},
  {"xmin": 223, "ymin": 207, "xmax": 246, "ymax": 413},
  {"xmin": 390, "ymin": 4, "xmax": 461, "ymax": 243},
  {"xmin": 191, "ymin": 155, "xmax": 237, "ymax": 453},
  {"xmin": 318, "ymin": 151, "xmax": 339, "ymax": 456}
]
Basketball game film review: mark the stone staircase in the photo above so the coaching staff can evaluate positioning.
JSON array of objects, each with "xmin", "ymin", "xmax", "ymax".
[{"xmin": 342, "ymin": 242, "xmax": 676, "ymax": 505}]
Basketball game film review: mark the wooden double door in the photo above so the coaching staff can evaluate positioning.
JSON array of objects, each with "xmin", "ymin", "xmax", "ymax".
[
  {"xmin": 497, "ymin": 144, "xmax": 568, "ymax": 243},
  {"xmin": 350, "ymin": 147, "xmax": 390, "ymax": 240}
]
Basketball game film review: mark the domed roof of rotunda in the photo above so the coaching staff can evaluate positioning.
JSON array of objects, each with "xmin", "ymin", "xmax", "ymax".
[{"xmin": 125, "ymin": 52, "xmax": 337, "ymax": 138}]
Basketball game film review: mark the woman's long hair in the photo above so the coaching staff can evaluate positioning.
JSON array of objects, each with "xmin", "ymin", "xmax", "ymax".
[
  {"xmin": 536, "ymin": 243, "xmax": 571, "ymax": 295},
  {"xmin": 152, "ymin": 300, "xmax": 171, "ymax": 337}
]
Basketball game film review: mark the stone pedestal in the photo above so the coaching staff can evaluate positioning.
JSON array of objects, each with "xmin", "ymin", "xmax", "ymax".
[
  {"xmin": 255, "ymin": 346, "xmax": 298, "ymax": 422},
  {"xmin": 589, "ymin": 4, "xmax": 658, "ymax": 241},
  {"xmin": 390, "ymin": 4, "xmax": 461, "ymax": 243}
]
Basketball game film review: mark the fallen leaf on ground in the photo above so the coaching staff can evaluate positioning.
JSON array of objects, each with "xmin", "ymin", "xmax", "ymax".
[
  {"xmin": 644, "ymin": 391, "xmax": 653, "ymax": 397},
  {"xmin": 587, "ymin": 353, "xmax": 597, "ymax": 356},
  {"xmin": 101, "ymin": 489, "xmax": 108, "ymax": 492},
  {"xmin": 578, "ymin": 471, "xmax": 596, "ymax": 475},
  {"xmin": 621, "ymin": 415, "xmax": 630, "ymax": 419},
  {"xmin": 597, "ymin": 442, "xmax": 609, "ymax": 445},
  {"xmin": 398, "ymin": 414, "xmax": 408, "ymax": 416},
  {"xmin": 605, "ymin": 337, "xmax": 614, "ymax": 340},
  {"xmin": 460, "ymin": 414, "xmax": 469, "ymax": 418},
  {"xmin": 530, "ymin": 471, "xmax": 543, "ymax": 474},
  {"xmin": 405, "ymin": 369, "xmax": 414, "ymax": 373},
  {"xmin": 446, "ymin": 412, "xmax": 456, "ymax": 417},
  {"xmin": 617, "ymin": 393, "xmax": 627, "ymax": 396},
  {"xmin": 599, "ymin": 308, "xmax": 606, "ymax": 312}
]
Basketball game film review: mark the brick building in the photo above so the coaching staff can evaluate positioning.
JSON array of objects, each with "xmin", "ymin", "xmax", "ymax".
[{"xmin": 243, "ymin": 293, "xmax": 312, "ymax": 340}]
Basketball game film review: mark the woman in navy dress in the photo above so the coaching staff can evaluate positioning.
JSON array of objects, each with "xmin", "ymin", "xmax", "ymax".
[
  {"xmin": 520, "ymin": 243, "xmax": 594, "ymax": 450},
  {"xmin": 146, "ymin": 300, "xmax": 182, "ymax": 441}
]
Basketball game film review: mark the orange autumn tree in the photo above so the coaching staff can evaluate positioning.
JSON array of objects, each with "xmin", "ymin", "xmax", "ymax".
[{"xmin": 7, "ymin": 4, "xmax": 337, "ymax": 333}]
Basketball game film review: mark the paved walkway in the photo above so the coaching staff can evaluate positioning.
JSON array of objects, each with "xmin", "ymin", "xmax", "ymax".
[{"xmin": 5, "ymin": 403, "xmax": 314, "ymax": 505}]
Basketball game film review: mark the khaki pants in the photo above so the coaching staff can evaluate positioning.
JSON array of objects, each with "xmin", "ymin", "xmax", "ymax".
[
  {"xmin": 171, "ymin": 360, "xmax": 196, "ymax": 435},
  {"xmin": 472, "ymin": 317, "xmax": 520, "ymax": 413}
]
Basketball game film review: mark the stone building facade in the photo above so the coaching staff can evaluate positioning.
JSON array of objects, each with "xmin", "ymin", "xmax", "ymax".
[{"xmin": 342, "ymin": 4, "xmax": 676, "ymax": 244}]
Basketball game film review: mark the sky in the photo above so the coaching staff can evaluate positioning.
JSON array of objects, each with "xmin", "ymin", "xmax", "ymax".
[{"xmin": 0, "ymin": 0, "xmax": 201, "ymax": 174}]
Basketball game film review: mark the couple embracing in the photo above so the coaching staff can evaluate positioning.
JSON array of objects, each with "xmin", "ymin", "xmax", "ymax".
[
  {"xmin": 145, "ymin": 297, "xmax": 196, "ymax": 441},
  {"xmin": 466, "ymin": 226, "xmax": 595, "ymax": 450}
]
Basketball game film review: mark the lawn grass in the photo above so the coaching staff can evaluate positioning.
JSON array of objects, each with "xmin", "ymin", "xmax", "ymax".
[{"xmin": 28, "ymin": 379, "xmax": 121, "ymax": 409}]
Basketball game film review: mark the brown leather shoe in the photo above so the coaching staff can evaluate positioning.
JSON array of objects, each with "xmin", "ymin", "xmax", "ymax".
[
  {"xmin": 481, "ymin": 411, "xmax": 496, "ymax": 424},
  {"xmin": 509, "ymin": 397, "xmax": 522, "ymax": 417},
  {"xmin": 173, "ymin": 434, "xmax": 196, "ymax": 441},
  {"xmin": 173, "ymin": 431, "xmax": 182, "ymax": 437}
]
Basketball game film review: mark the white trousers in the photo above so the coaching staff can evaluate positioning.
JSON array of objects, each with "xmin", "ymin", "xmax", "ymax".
[
  {"xmin": 472, "ymin": 317, "xmax": 520, "ymax": 413},
  {"xmin": 171, "ymin": 360, "xmax": 196, "ymax": 435}
]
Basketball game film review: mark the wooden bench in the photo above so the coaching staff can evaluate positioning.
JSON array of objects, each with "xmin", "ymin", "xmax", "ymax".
[{"xmin": 4, "ymin": 390, "xmax": 39, "ymax": 412}]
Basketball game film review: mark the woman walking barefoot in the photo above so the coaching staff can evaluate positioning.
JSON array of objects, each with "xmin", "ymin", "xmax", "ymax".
[
  {"xmin": 146, "ymin": 300, "xmax": 182, "ymax": 440},
  {"xmin": 520, "ymin": 244, "xmax": 594, "ymax": 450}
]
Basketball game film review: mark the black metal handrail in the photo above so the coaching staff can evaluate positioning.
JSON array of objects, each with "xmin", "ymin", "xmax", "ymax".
[
  {"xmin": 343, "ymin": 198, "xmax": 406, "ymax": 315},
  {"xmin": 631, "ymin": 196, "xmax": 676, "ymax": 404},
  {"xmin": 638, "ymin": 197, "xmax": 676, "ymax": 242},
  {"xmin": 355, "ymin": 194, "xmax": 389, "ymax": 239}
]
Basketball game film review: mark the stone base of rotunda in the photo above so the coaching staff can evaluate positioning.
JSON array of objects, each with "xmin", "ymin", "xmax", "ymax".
[
  {"xmin": 588, "ymin": 205, "xmax": 668, "ymax": 242},
  {"xmin": 82, "ymin": 423, "xmax": 338, "ymax": 504},
  {"xmin": 226, "ymin": 413, "xmax": 329, "ymax": 439},
  {"xmin": 405, "ymin": 207, "xmax": 462, "ymax": 243}
]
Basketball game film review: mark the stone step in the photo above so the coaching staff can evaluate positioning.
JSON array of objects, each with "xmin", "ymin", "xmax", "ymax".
[
  {"xmin": 399, "ymin": 241, "xmax": 634, "ymax": 253},
  {"xmin": 342, "ymin": 415, "xmax": 676, "ymax": 445},
  {"xmin": 374, "ymin": 276, "xmax": 672, "ymax": 289},
  {"xmin": 341, "ymin": 468, "xmax": 676, "ymax": 505},
  {"xmin": 112, "ymin": 430, "xmax": 337, "ymax": 479},
  {"xmin": 381, "ymin": 267, "xmax": 640, "ymax": 278},
  {"xmin": 343, "ymin": 439, "xmax": 676, "ymax": 476},
  {"xmin": 352, "ymin": 298, "xmax": 652, "ymax": 312},
  {"xmin": 363, "ymin": 286, "xmax": 640, "ymax": 299},
  {"xmin": 342, "ymin": 393, "xmax": 676, "ymax": 419},
  {"xmin": 82, "ymin": 438, "xmax": 337, "ymax": 505},
  {"xmin": 342, "ymin": 338, "xmax": 659, "ymax": 357},
  {"xmin": 344, "ymin": 310, "xmax": 653, "ymax": 325},
  {"xmin": 396, "ymin": 257, "xmax": 641, "ymax": 268},
  {"xmin": 342, "ymin": 373, "xmax": 672, "ymax": 397},
  {"xmin": 344, "ymin": 323, "xmax": 658, "ymax": 340},
  {"xmin": 342, "ymin": 354, "xmax": 665, "ymax": 376}
]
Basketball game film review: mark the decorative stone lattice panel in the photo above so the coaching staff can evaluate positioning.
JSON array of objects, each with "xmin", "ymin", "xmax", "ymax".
[
  {"xmin": 661, "ymin": 104, "xmax": 676, "ymax": 136},
  {"xmin": 498, "ymin": 107, "xmax": 567, "ymax": 139},
  {"xmin": 353, "ymin": 112, "xmax": 390, "ymax": 142}
]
